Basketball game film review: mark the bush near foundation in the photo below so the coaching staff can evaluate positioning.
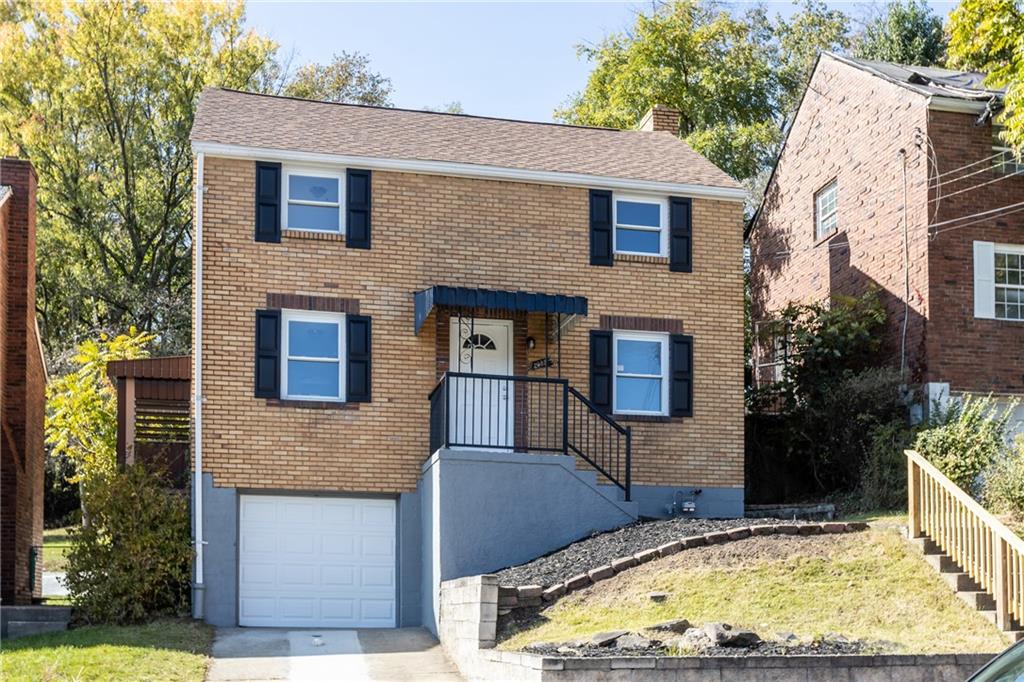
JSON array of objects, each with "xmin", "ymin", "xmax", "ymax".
[{"xmin": 64, "ymin": 465, "xmax": 191, "ymax": 624}]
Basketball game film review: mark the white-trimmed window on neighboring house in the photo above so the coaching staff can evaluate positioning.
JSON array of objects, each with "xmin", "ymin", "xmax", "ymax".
[
  {"xmin": 284, "ymin": 168, "xmax": 344, "ymax": 233},
  {"xmin": 614, "ymin": 194, "xmax": 668, "ymax": 256},
  {"xmin": 612, "ymin": 331, "xmax": 669, "ymax": 415},
  {"xmin": 814, "ymin": 180, "xmax": 838, "ymax": 241},
  {"xmin": 995, "ymin": 247, "xmax": 1024, "ymax": 321},
  {"xmin": 282, "ymin": 310, "xmax": 346, "ymax": 401},
  {"xmin": 993, "ymin": 127, "xmax": 1024, "ymax": 177}
]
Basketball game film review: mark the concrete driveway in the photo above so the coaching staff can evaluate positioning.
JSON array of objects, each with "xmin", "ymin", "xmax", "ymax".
[{"xmin": 206, "ymin": 627, "xmax": 463, "ymax": 682}]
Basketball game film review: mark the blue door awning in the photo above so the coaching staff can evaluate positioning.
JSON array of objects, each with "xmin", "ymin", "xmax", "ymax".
[{"xmin": 414, "ymin": 286, "xmax": 588, "ymax": 334}]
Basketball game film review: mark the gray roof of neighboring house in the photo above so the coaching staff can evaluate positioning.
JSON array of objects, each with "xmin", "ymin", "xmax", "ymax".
[
  {"xmin": 0, "ymin": 185, "xmax": 11, "ymax": 206},
  {"xmin": 831, "ymin": 54, "xmax": 1003, "ymax": 102},
  {"xmin": 191, "ymin": 88, "xmax": 741, "ymax": 190}
]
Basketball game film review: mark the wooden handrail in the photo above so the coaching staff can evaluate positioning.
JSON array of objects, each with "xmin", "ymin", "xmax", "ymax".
[
  {"xmin": 906, "ymin": 449, "xmax": 1024, "ymax": 632},
  {"xmin": 906, "ymin": 450, "xmax": 1024, "ymax": 554}
]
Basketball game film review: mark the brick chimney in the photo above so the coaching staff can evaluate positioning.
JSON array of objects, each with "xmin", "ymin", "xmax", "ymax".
[{"xmin": 638, "ymin": 105, "xmax": 681, "ymax": 135}]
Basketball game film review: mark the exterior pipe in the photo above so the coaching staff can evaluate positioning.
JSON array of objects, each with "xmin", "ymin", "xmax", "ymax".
[{"xmin": 192, "ymin": 151, "xmax": 205, "ymax": 619}]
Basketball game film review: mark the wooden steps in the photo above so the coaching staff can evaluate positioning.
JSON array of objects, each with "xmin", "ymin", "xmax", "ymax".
[{"xmin": 910, "ymin": 536, "xmax": 1024, "ymax": 641}]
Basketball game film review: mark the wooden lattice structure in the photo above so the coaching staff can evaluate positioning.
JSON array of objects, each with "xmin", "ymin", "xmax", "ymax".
[{"xmin": 107, "ymin": 356, "xmax": 190, "ymax": 488}]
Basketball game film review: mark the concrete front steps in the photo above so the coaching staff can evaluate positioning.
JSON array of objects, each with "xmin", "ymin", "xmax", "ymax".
[
  {"xmin": 911, "ymin": 536, "xmax": 1024, "ymax": 641},
  {"xmin": 0, "ymin": 605, "xmax": 72, "ymax": 639}
]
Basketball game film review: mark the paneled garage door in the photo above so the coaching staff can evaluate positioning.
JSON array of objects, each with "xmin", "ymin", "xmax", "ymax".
[{"xmin": 238, "ymin": 495, "xmax": 397, "ymax": 628}]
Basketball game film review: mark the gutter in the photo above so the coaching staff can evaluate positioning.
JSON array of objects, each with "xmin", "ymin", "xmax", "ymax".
[
  {"xmin": 190, "ymin": 141, "xmax": 748, "ymax": 203},
  {"xmin": 192, "ymin": 151, "xmax": 205, "ymax": 619}
]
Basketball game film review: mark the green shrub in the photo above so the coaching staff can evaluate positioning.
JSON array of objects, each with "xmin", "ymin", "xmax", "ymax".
[
  {"xmin": 915, "ymin": 395, "xmax": 1013, "ymax": 496},
  {"xmin": 860, "ymin": 419, "xmax": 917, "ymax": 511},
  {"xmin": 986, "ymin": 436, "xmax": 1024, "ymax": 519},
  {"xmin": 65, "ymin": 465, "xmax": 191, "ymax": 624}
]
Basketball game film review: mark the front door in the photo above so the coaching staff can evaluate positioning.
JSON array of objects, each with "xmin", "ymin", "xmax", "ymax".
[{"xmin": 448, "ymin": 318, "xmax": 513, "ymax": 448}]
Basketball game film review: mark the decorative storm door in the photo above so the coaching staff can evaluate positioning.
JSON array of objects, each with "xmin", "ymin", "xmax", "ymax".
[{"xmin": 448, "ymin": 318, "xmax": 513, "ymax": 448}]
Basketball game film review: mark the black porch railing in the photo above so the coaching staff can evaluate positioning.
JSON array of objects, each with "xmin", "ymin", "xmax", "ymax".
[{"xmin": 428, "ymin": 372, "xmax": 631, "ymax": 501}]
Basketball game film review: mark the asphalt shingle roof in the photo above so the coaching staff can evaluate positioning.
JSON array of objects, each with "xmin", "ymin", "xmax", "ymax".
[
  {"xmin": 191, "ymin": 88, "xmax": 740, "ymax": 190},
  {"xmin": 0, "ymin": 186, "xmax": 11, "ymax": 206}
]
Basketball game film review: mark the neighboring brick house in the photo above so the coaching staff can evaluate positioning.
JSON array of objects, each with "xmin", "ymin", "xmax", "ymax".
[
  {"xmin": 189, "ymin": 89, "xmax": 746, "ymax": 630},
  {"xmin": 0, "ymin": 158, "xmax": 46, "ymax": 605},
  {"xmin": 749, "ymin": 54, "xmax": 1024, "ymax": 431}
]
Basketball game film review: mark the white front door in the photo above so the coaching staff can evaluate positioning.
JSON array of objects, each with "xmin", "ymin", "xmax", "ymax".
[
  {"xmin": 237, "ymin": 495, "xmax": 396, "ymax": 628},
  {"xmin": 448, "ymin": 318, "xmax": 513, "ymax": 448}
]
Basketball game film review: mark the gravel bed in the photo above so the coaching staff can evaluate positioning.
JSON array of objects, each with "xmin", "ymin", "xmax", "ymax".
[
  {"xmin": 494, "ymin": 517, "xmax": 809, "ymax": 587},
  {"xmin": 522, "ymin": 639, "xmax": 878, "ymax": 658}
]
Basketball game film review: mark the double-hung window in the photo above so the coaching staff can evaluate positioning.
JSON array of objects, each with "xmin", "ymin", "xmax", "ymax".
[
  {"xmin": 284, "ymin": 168, "xmax": 344, "ymax": 233},
  {"xmin": 614, "ymin": 195, "xmax": 667, "ymax": 256},
  {"xmin": 814, "ymin": 180, "xmax": 838, "ymax": 240},
  {"xmin": 996, "ymin": 247, "xmax": 1024, "ymax": 321},
  {"xmin": 612, "ymin": 331, "xmax": 669, "ymax": 415},
  {"xmin": 281, "ymin": 310, "xmax": 346, "ymax": 401}
]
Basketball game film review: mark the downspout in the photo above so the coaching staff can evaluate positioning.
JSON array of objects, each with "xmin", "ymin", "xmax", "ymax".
[{"xmin": 192, "ymin": 151, "xmax": 206, "ymax": 619}]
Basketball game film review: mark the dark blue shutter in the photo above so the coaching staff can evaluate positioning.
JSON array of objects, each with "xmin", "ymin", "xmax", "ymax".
[
  {"xmin": 669, "ymin": 196, "xmax": 692, "ymax": 272},
  {"xmin": 669, "ymin": 334, "xmax": 693, "ymax": 417},
  {"xmin": 346, "ymin": 169, "xmax": 371, "ymax": 249},
  {"xmin": 255, "ymin": 162, "xmax": 282, "ymax": 243},
  {"xmin": 255, "ymin": 309, "xmax": 281, "ymax": 398},
  {"xmin": 590, "ymin": 190, "xmax": 613, "ymax": 266},
  {"xmin": 346, "ymin": 315, "xmax": 372, "ymax": 402},
  {"xmin": 589, "ymin": 330, "xmax": 613, "ymax": 413}
]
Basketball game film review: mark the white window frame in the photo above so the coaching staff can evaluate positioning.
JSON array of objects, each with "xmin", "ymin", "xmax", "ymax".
[
  {"xmin": 282, "ymin": 166, "xmax": 345, "ymax": 234},
  {"xmin": 994, "ymin": 243, "xmax": 1024, "ymax": 322},
  {"xmin": 612, "ymin": 330, "xmax": 669, "ymax": 416},
  {"xmin": 281, "ymin": 309, "xmax": 346, "ymax": 402},
  {"xmin": 993, "ymin": 126, "xmax": 1024, "ymax": 176},
  {"xmin": 814, "ymin": 180, "xmax": 838, "ymax": 241},
  {"xmin": 613, "ymin": 193, "xmax": 669, "ymax": 257}
]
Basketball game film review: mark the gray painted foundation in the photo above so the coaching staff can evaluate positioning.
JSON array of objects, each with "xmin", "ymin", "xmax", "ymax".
[
  {"xmin": 420, "ymin": 448, "xmax": 640, "ymax": 632},
  {"xmin": 193, "ymin": 457, "xmax": 742, "ymax": 632},
  {"xmin": 195, "ymin": 473, "xmax": 239, "ymax": 627}
]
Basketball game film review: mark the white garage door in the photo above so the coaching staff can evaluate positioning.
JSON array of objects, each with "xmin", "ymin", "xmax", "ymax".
[{"xmin": 238, "ymin": 495, "xmax": 397, "ymax": 628}]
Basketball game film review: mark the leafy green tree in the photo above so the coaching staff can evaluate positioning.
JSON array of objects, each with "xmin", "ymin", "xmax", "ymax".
[
  {"xmin": 948, "ymin": 0, "xmax": 1024, "ymax": 154},
  {"xmin": 45, "ymin": 328, "xmax": 153, "ymax": 517},
  {"xmin": 283, "ymin": 52, "xmax": 392, "ymax": 105},
  {"xmin": 555, "ymin": 0, "xmax": 849, "ymax": 183},
  {"xmin": 854, "ymin": 0, "xmax": 947, "ymax": 66},
  {"xmin": 0, "ymin": 0, "xmax": 276, "ymax": 356}
]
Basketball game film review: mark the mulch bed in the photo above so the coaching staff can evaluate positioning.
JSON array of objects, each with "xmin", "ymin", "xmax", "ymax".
[{"xmin": 493, "ymin": 517, "xmax": 811, "ymax": 587}]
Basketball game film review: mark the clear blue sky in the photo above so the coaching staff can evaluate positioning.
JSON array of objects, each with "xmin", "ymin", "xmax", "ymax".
[{"xmin": 245, "ymin": 1, "xmax": 958, "ymax": 123}]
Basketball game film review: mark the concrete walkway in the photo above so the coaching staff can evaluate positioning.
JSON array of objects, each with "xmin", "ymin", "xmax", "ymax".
[{"xmin": 206, "ymin": 627, "xmax": 463, "ymax": 682}]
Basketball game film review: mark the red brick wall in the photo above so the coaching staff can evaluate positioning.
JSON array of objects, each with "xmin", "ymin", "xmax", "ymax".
[
  {"xmin": 0, "ymin": 157, "xmax": 45, "ymax": 604},
  {"xmin": 924, "ymin": 110, "xmax": 1024, "ymax": 393},
  {"xmin": 750, "ymin": 56, "xmax": 932, "ymax": 380}
]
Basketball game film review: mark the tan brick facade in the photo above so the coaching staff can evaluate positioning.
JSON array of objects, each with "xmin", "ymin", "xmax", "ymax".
[
  {"xmin": 750, "ymin": 56, "xmax": 1024, "ymax": 394},
  {"xmin": 196, "ymin": 157, "xmax": 745, "ymax": 495}
]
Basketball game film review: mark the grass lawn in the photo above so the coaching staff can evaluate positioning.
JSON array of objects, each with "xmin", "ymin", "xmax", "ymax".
[
  {"xmin": 0, "ymin": 619, "xmax": 213, "ymax": 682},
  {"xmin": 41, "ymin": 527, "xmax": 74, "ymax": 573},
  {"xmin": 499, "ymin": 529, "xmax": 1008, "ymax": 654}
]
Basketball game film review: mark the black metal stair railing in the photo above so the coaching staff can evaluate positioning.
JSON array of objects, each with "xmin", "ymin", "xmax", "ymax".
[{"xmin": 428, "ymin": 372, "xmax": 631, "ymax": 501}]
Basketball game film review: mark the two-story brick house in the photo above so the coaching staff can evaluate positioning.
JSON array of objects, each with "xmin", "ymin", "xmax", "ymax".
[
  {"xmin": 189, "ymin": 90, "xmax": 746, "ymax": 630},
  {"xmin": 749, "ymin": 54, "xmax": 1024, "ymax": 432}
]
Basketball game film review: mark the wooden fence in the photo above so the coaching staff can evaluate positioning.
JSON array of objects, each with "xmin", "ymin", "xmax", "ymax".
[{"xmin": 907, "ymin": 449, "xmax": 1024, "ymax": 630}]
